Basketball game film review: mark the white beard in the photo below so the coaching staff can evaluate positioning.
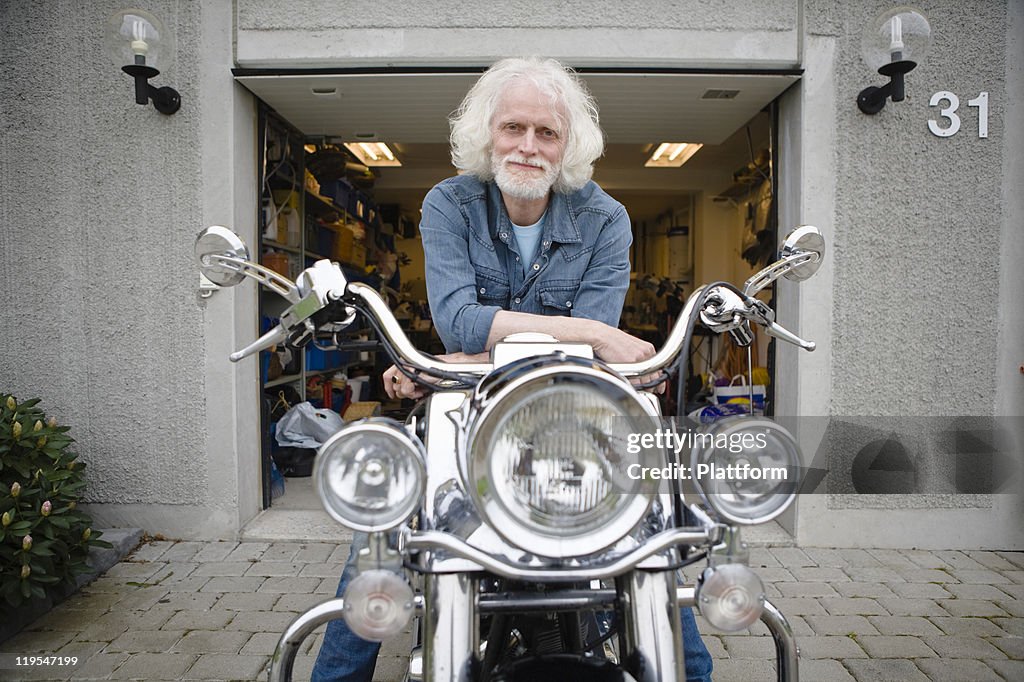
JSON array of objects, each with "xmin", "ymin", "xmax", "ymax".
[{"xmin": 492, "ymin": 153, "xmax": 559, "ymax": 201}]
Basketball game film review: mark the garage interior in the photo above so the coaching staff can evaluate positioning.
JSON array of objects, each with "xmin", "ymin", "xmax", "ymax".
[{"xmin": 233, "ymin": 70, "xmax": 799, "ymax": 529}]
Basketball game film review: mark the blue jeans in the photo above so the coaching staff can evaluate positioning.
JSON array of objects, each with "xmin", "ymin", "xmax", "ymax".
[{"xmin": 312, "ymin": 533, "xmax": 713, "ymax": 682}]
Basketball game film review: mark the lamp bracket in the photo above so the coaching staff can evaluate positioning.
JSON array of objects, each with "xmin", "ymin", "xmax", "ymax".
[{"xmin": 121, "ymin": 64, "xmax": 180, "ymax": 115}]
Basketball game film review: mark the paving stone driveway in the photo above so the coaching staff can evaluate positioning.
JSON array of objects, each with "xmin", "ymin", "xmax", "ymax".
[{"xmin": 1, "ymin": 541, "xmax": 1021, "ymax": 681}]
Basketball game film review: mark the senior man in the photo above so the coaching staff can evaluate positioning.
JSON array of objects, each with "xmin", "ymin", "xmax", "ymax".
[{"xmin": 313, "ymin": 57, "xmax": 712, "ymax": 682}]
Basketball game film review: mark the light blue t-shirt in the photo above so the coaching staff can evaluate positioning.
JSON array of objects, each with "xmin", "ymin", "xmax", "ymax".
[{"xmin": 511, "ymin": 212, "xmax": 545, "ymax": 276}]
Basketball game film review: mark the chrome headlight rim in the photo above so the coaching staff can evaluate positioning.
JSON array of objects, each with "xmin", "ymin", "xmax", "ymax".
[
  {"xmin": 689, "ymin": 415, "xmax": 799, "ymax": 526},
  {"xmin": 314, "ymin": 418, "xmax": 426, "ymax": 533},
  {"xmin": 463, "ymin": 361, "xmax": 660, "ymax": 558}
]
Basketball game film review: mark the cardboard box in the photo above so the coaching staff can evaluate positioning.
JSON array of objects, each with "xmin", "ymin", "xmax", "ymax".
[{"xmin": 344, "ymin": 401, "xmax": 381, "ymax": 420}]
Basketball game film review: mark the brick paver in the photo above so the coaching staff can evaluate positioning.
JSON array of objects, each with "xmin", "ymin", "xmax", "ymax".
[
  {"xmin": 844, "ymin": 657, "xmax": 931, "ymax": 681},
  {"xmin": 915, "ymin": 658, "xmax": 1005, "ymax": 681},
  {"xmin": 3, "ymin": 540, "xmax": 1021, "ymax": 681}
]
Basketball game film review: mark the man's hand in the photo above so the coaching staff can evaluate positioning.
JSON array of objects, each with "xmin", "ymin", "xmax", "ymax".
[
  {"xmin": 381, "ymin": 352, "xmax": 489, "ymax": 400},
  {"xmin": 589, "ymin": 324, "xmax": 656, "ymax": 363},
  {"xmin": 588, "ymin": 323, "xmax": 667, "ymax": 394}
]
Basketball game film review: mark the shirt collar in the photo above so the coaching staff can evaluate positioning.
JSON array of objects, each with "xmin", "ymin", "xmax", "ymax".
[{"xmin": 487, "ymin": 181, "xmax": 582, "ymax": 245}]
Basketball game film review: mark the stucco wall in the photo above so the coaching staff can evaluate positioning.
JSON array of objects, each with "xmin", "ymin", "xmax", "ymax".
[
  {"xmin": 0, "ymin": 1, "xmax": 259, "ymax": 538},
  {"xmin": 235, "ymin": 0, "xmax": 800, "ymax": 68},
  {"xmin": 783, "ymin": 0, "xmax": 1024, "ymax": 548}
]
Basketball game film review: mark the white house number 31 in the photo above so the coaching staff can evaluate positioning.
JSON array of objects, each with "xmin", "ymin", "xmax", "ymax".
[{"xmin": 928, "ymin": 91, "xmax": 989, "ymax": 138}]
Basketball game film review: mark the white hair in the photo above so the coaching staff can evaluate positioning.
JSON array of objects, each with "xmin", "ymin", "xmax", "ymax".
[{"xmin": 449, "ymin": 57, "xmax": 605, "ymax": 194}]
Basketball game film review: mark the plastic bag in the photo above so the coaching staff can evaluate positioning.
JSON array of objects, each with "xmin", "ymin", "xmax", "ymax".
[
  {"xmin": 275, "ymin": 401, "xmax": 345, "ymax": 448},
  {"xmin": 712, "ymin": 374, "xmax": 766, "ymax": 411}
]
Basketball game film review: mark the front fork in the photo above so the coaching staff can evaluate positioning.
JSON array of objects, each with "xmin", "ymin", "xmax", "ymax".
[
  {"xmin": 422, "ymin": 573, "xmax": 480, "ymax": 681},
  {"xmin": 620, "ymin": 570, "xmax": 684, "ymax": 682}
]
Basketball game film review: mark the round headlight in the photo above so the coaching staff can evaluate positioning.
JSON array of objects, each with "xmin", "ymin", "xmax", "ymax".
[
  {"xmin": 689, "ymin": 416, "xmax": 800, "ymax": 525},
  {"xmin": 315, "ymin": 419, "xmax": 425, "ymax": 532},
  {"xmin": 466, "ymin": 363, "xmax": 660, "ymax": 558}
]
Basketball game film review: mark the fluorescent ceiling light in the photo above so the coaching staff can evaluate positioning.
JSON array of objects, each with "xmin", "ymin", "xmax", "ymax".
[
  {"xmin": 344, "ymin": 142, "xmax": 402, "ymax": 167},
  {"xmin": 645, "ymin": 142, "xmax": 703, "ymax": 168}
]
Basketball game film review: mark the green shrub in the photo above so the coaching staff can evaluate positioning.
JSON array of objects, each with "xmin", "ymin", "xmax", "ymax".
[{"xmin": 0, "ymin": 395, "xmax": 110, "ymax": 607}]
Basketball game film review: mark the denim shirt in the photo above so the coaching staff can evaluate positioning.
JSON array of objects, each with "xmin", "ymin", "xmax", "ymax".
[{"xmin": 420, "ymin": 175, "xmax": 632, "ymax": 354}]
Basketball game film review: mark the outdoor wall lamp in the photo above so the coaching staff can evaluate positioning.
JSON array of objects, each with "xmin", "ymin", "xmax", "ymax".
[
  {"xmin": 105, "ymin": 9, "xmax": 181, "ymax": 115},
  {"xmin": 857, "ymin": 6, "xmax": 931, "ymax": 114}
]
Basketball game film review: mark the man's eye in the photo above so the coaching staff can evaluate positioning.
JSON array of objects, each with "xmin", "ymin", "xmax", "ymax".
[
  {"xmin": 541, "ymin": 129, "xmax": 559, "ymax": 139},
  {"xmin": 504, "ymin": 123, "xmax": 520, "ymax": 131}
]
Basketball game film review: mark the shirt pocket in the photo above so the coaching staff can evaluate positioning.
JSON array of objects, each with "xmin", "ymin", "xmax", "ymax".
[
  {"xmin": 475, "ymin": 267, "xmax": 510, "ymax": 307},
  {"xmin": 537, "ymin": 279, "xmax": 581, "ymax": 314}
]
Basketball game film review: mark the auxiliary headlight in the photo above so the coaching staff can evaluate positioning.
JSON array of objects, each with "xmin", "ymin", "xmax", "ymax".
[
  {"xmin": 314, "ymin": 419, "xmax": 425, "ymax": 532},
  {"xmin": 689, "ymin": 416, "xmax": 800, "ymax": 525},
  {"xmin": 466, "ymin": 363, "xmax": 660, "ymax": 558}
]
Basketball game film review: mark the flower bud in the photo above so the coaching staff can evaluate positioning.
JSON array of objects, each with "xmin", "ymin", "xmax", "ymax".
[
  {"xmin": 82, "ymin": 528, "xmax": 91, "ymax": 542},
  {"xmin": 41, "ymin": 501, "xmax": 52, "ymax": 517},
  {"xmin": 20, "ymin": 565, "xmax": 30, "ymax": 579},
  {"xmin": 10, "ymin": 482, "xmax": 21, "ymax": 498},
  {"xmin": 46, "ymin": 416, "xmax": 57, "ymax": 428},
  {"xmin": 5, "ymin": 396, "xmax": 15, "ymax": 411},
  {"xmin": 22, "ymin": 535, "xmax": 32, "ymax": 551},
  {"xmin": 1, "ymin": 511, "xmax": 11, "ymax": 527},
  {"xmin": 67, "ymin": 501, "xmax": 76, "ymax": 510},
  {"xmin": 12, "ymin": 421, "xmax": 22, "ymax": 439},
  {"xmin": 33, "ymin": 420, "xmax": 42, "ymax": 432},
  {"xmin": 37, "ymin": 436, "xmax": 47, "ymax": 448}
]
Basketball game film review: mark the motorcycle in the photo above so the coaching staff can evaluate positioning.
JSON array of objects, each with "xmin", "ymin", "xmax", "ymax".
[{"xmin": 194, "ymin": 223, "xmax": 825, "ymax": 682}]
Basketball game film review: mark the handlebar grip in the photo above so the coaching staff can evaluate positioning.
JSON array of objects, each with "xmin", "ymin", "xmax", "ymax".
[{"xmin": 229, "ymin": 324, "xmax": 289, "ymax": 363}]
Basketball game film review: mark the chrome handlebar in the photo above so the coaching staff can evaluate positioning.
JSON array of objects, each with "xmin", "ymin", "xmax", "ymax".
[{"xmin": 218, "ymin": 255, "xmax": 815, "ymax": 372}]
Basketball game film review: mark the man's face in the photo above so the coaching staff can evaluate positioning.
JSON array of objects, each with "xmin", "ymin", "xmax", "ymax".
[{"xmin": 490, "ymin": 81, "xmax": 566, "ymax": 201}]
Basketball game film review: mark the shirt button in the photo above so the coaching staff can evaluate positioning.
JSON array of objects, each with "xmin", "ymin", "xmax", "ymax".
[
  {"xmin": 479, "ymin": 287, "xmax": 486, "ymax": 294},
  {"xmin": 515, "ymin": 256, "xmax": 520, "ymax": 262},
  {"xmin": 532, "ymin": 263, "xmax": 540, "ymax": 271},
  {"xmin": 542, "ymin": 240, "xmax": 550, "ymax": 246},
  {"xmin": 514, "ymin": 297, "xmax": 521, "ymax": 304},
  {"xmin": 566, "ymin": 301, "xmax": 573, "ymax": 308},
  {"xmin": 500, "ymin": 232, "xmax": 508, "ymax": 239}
]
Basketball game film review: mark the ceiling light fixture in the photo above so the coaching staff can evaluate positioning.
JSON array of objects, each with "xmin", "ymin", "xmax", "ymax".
[
  {"xmin": 645, "ymin": 143, "xmax": 703, "ymax": 168},
  {"xmin": 344, "ymin": 142, "xmax": 402, "ymax": 167}
]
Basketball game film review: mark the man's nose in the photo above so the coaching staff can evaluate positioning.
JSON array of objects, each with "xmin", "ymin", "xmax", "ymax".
[{"xmin": 518, "ymin": 129, "xmax": 537, "ymax": 155}]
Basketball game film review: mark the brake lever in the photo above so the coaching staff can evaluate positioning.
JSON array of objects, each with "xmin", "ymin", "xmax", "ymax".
[
  {"xmin": 230, "ymin": 324, "xmax": 288, "ymax": 363},
  {"xmin": 747, "ymin": 299, "xmax": 816, "ymax": 352},
  {"xmin": 229, "ymin": 318, "xmax": 317, "ymax": 363}
]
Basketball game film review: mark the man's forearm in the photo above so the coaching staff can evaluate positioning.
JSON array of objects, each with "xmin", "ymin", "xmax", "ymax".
[{"xmin": 485, "ymin": 310, "xmax": 600, "ymax": 350}]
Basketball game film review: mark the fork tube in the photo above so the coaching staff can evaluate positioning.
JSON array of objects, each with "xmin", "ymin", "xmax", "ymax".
[
  {"xmin": 619, "ymin": 570, "xmax": 683, "ymax": 682},
  {"xmin": 423, "ymin": 573, "xmax": 479, "ymax": 682}
]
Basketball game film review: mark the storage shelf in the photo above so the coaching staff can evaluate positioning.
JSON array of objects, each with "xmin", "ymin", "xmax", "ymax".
[
  {"xmin": 264, "ymin": 240, "xmax": 301, "ymax": 254},
  {"xmin": 305, "ymin": 189, "xmax": 343, "ymax": 215},
  {"xmin": 265, "ymin": 373, "xmax": 301, "ymax": 388},
  {"xmin": 306, "ymin": 367, "xmax": 347, "ymax": 377}
]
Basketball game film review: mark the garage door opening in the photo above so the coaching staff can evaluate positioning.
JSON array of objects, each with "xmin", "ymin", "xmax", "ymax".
[{"xmin": 234, "ymin": 69, "xmax": 799, "ymax": 535}]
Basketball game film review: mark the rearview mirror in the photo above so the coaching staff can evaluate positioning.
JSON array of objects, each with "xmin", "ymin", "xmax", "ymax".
[
  {"xmin": 195, "ymin": 226, "xmax": 250, "ymax": 287},
  {"xmin": 780, "ymin": 225, "xmax": 825, "ymax": 282},
  {"xmin": 743, "ymin": 225, "xmax": 825, "ymax": 296}
]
